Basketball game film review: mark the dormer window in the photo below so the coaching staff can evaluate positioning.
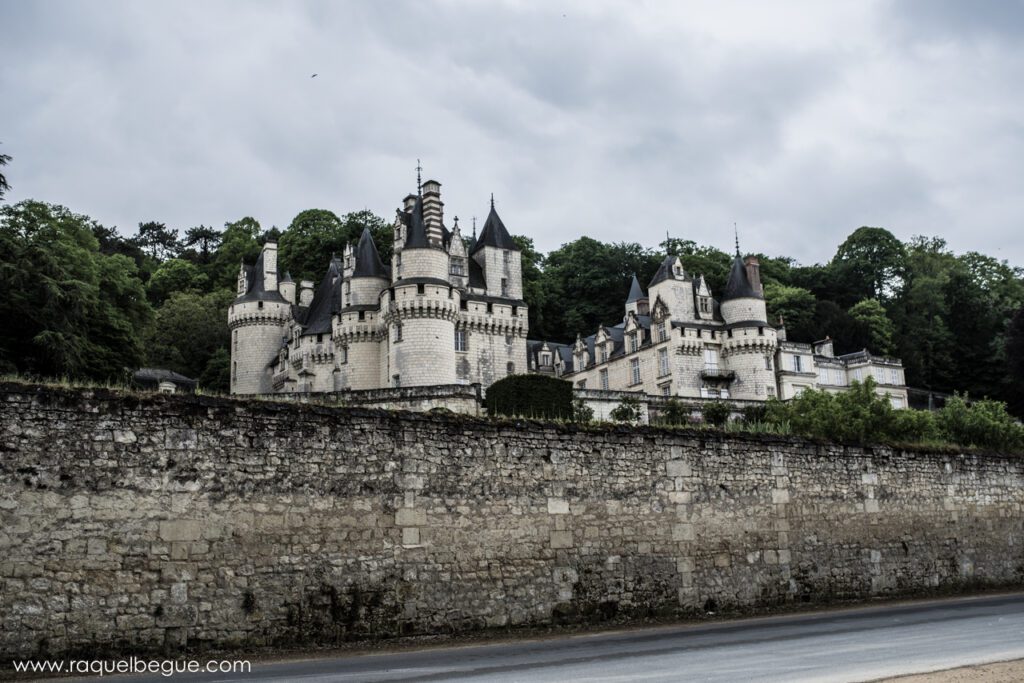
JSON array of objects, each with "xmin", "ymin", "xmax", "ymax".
[
  {"xmin": 450, "ymin": 258, "xmax": 465, "ymax": 276},
  {"xmin": 541, "ymin": 351, "xmax": 552, "ymax": 365}
]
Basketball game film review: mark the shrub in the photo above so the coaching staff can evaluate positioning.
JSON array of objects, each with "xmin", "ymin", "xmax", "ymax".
[
  {"xmin": 658, "ymin": 398, "xmax": 689, "ymax": 426},
  {"xmin": 609, "ymin": 395, "xmax": 643, "ymax": 424},
  {"xmin": 486, "ymin": 374, "xmax": 573, "ymax": 420},
  {"xmin": 572, "ymin": 397, "xmax": 594, "ymax": 423},
  {"xmin": 739, "ymin": 404, "xmax": 767, "ymax": 424},
  {"xmin": 889, "ymin": 407, "xmax": 939, "ymax": 443},
  {"xmin": 936, "ymin": 395, "xmax": 1024, "ymax": 451},
  {"xmin": 701, "ymin": 401, "xmax": 732, "ymax": 427}
]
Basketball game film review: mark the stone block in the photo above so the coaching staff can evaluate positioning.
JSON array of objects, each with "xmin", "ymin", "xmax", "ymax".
[
  {"xmin": 547, "ymin": 498, "xmax": 569, "ymax": 515},
  {"xmin": 550, "ymin": 530, "xmax": 573, "ymax": 549},
  {"xmin": 666, "ymin": 460, "xmax": 692, "ymax": 477},
  {"xmin": 159, "ymin": 520, "xmax": 202, "ymax": 542},
  {"xmin": 672, "ymin": 523, "xmax": 694, "ymax": 541},
  {"xmin": 395, "ymin": 508, "xmax": 427, "ymax": 526},
  {"xmin": 402, "ymin": 527, "xmax": 421, "ymax": 546}
]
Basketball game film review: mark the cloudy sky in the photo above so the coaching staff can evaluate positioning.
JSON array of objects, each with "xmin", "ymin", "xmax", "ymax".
[{"xmin": 2, "ymin": 0, "xmax": 1023, "ymax": 266}]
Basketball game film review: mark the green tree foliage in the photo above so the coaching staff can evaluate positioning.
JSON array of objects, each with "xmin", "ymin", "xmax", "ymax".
[
  {"xmin": 135, "ymin": 221, "xmax": 180, "ymax": 260},
  {"xmin": 660, "ymin": 237, "xmax": 733, "ymax": 294},
  {"xmin": 701, "ymin": 400, "xmax": 732, "ymax": 427},
  {"xmin": 848, "ymin": 299, "xmax": 895, "ymax": 356},
  {"xmin": 764, "ymin": 283, "xmax": 817, "ymax": 340},
  {"xmin": 0, "ymin": 201, "xmax": 151, "ymax": 379},
  {"xmin": 278, "ymin": 209, "xmax": 391, "ymax": 283},
  {"xmin": 144, "ymin": 289, "xmax": 234, "ymax": 384},
  {"xmin": 1006, "ymin": 306, "xmax": 1024, "ymax": 417},
  {"xmin": 486, "ymin": 374, "xmax": 573, "ymax": 419},
  {"xmin": 211, "ymin": 217, "xmax": 262, "ymax": 289},
  {"xmin": 572, "ymin": 397, "xmax": 594, "ymax": 423},
  {"xmin": 147, "ymin": 259, "xmax": 209, "ymax": 305},
  {"xmin": 609, "ymin": 395, "xmax": 644, "ymax": 424},
  {"xmin": 658, "ymin": 398, "xmax": 690, "ymax": 426},
  {"xmin": 181, "ymin": 225, "xmax": 222, "ymax": 266},
  {"xmin": 512, "ymin": 235, "xmax": 548, "ymax": 337},
  {"xmin": 831, "ymin": 227, "xmax": 907, "ymax": 304},
  {"xmin": 0, "ymin": 144, "xmax": 11, "ymax": 200}
]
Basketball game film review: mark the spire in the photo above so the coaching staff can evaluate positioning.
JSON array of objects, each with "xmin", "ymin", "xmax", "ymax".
[
  {"xmin": 626, "ymin": 274, "xmax": 647, "ymax": 303},
  {"xmin": 490, "ymin": 193, "xmax": 495, "ymax": 210},
  {"xmin": 721, "ymin": 253, "xmax": 763, "ymax": 301},
  {"xmin": 734, "ymin": 222, "xmax": 740, "ymax": 256},
  {"xmin": 470, "ymin": 200, "xmax": 519, "ymax": 254},
  {"xmin": 416, "ymin": 159, "xmax": 423, "ymax": 197},
  {"xmin": 472, "ymin": 216, "xmax": 477, "ymax": 241},
  {"xmin": 352, "ymin": 227, "xmax": 388, "ymax": 278},
  {"xmin": 404, "ymin": 193, "xmax": 429, "ymax": 248}
]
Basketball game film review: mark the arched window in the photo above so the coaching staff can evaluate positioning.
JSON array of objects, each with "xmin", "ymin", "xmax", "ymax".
[{"xmin": 507, "ymin": 362, "xmax": 515, "ymax": 375}]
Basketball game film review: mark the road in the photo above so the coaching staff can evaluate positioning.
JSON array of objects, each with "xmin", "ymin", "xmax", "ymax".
[{"xmin": 39, "ymin": 593, "xmax": 1024, "ymax": 682}]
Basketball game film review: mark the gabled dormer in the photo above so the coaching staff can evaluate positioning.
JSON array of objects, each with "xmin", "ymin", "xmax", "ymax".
[{"xmin": 695, "ymin": 275, "xmax": 713, "ymax": 320}]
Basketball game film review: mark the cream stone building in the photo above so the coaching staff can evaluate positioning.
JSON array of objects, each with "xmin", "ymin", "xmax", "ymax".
[
  {"xmin": 228, "ymin": 179, "xmax": 527, "ymax": 396},
  {"xmin": 528, "ymin": 249, "xmax": 908, "ymax": 408}
]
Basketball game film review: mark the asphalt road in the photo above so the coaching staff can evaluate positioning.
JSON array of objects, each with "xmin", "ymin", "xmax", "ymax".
[{"xmin": 38, "ymin": 593, "xmax": 1024, "ymax": 683}]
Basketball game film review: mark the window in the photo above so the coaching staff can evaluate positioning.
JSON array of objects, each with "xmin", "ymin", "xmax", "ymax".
[
  {"xmin": 628, "ymin": 333, "xmax": 637, "ymax": 353},
  {"xmin": 661, "ymin": 384, "xmax": 671, "ymax": 396},
  {"xmin": 658, "ymin": 347, "xmax": 669, "ymax": 377},
  {"xmin": 393, "ymin": 323, "xmax": 403, "ymax": 343},
  {"xmin": 599, "ymin": 347, "xmax": 608, "ymax": 363},
  {"xmin": 891, "ymin": 395, "xmax": 905, "ymax": 409},
  {"xmin": 540, "ymin": 351, "xmax": 551, "ymax": 365},
  {"xmin": 392, "ymin": 374, "xmax": 401, "ymax": 387},
  {"xmin": 455, "ymin": 329, "xmax": 468, "ymax": 352},
  {"xmin": 818, "ymin": 368, "xmax": 829, "ymax": 384},
  {"xmin": 792, "ymin": 355, "xmax": 802, "ymax": 372},
  {"xmin": 758, "ymin": 326, "xmax": 764, "ymax": 336},
  {"xmin": 503, "ymin": 251, "xmax": 510, "ymax": 264},
  {"xmin": 890, "ymin": 368, "xmax": 900, "ymax": 385},
  {"xmin": 358, "ymin": 310, "xmax": 365, "ymax": 321},
  {"xmin": 258, "ymin": 301, "xmax": 264, "ymax": 309},
  {"xmin": 232, "ymin": 362, "xmax": 236, "ymax": 381},
  {"xmin": 316, "ymin": 333, "xmax": 323, "ymax": 343},
  {"xmin": 501, "ymin": 278, "xmax": 508, "ymax": 297},
  {"xmin": 233, "ymin": 330, "xmax": 237, "ymax": 350},
  {"xmin": 765, "ymin": 355, "xmax": 772, "ymax": 370},
  {"xmin": 577, "ymin": 380, "xmax": 586, "ymax": 389},
  {"xmin": 450, "ymin": 258, "xmax": 465, "ymax": 276},
  {"xmin": 417, "ymin": 283, "xmax": 425, "ymax": 295},
  {"xmin": 657, "ymin": 322, "xmax": 668, "ymax": 342},
  {"xmin": 487, "ymin": 303, "xmax": 493, "ymax": 314},
  {"xmin": 507, "ymin": 362, "xmax": 515, "ymax": 375},
  {"xmin": 853, "ymin": 367, "xmax": 863, "ymax": 381},
  {"xmin": 512, "ymin": 306, "xmax": 518, "ymax": 317},
  {"xmin": 340, "ymin": 346, "xmax": 348, "ymax": 364},
  {"xmin": 704, "ymin": 348, "xmax": 718, "ymax": 370},
  {"xmin": 600, "ymin": 369, "xmax": 609, "ymax": 390},
  {"xmin": 630, "ymin": 358, "xmax": 641, "ymax": 385}
]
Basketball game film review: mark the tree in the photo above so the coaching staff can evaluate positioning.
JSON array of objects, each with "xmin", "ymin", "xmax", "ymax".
[
  {"xmin": 831, "ymin": 227, "xmax": 907, "ymax": 305},
  {"xmin": 0, "ymin": 144, "xmax": 11, "ymax": 200},
  {"xmin": 210, "ymin": 217, "xmax": 262, "ymax": 289},
  {"xmin": 513, "ymin": 235, "xmax": 548, "ymax": 338},
  {"xmin": 278, "ymin": 208, "xmax": 390, "ymax": 283},
  {"xmin": 1005, "ymin": 306, "xmax": 1024, "ymax": 417},
  {"xmin": 848, "ymin": 299, "xmax": 895, "ymax": 356},
  {"xmin": 0, "ymin": 200, "xmax": 151, "ymax": 379},
  {"xmin": 144, "ymin": 289, "xmax": 233, "ymax": 382},
  {"xmin": 146, "ymin": 258, "xmax": 210, "ymax": 304},
  {"xmin": 660, "ymin": 236, "xmax": 732, "ymax": 294},
  {"xmin": 182, "ymin": 226, "xmax": 222, "ymax": 265},
  {"xmin": 764, "ymin": 283, "xmax": 817, "ymax": 341},
  {"xmin": 609, "ymin": 395, "xmax": 643, "ymax": 424},
  {"xmin": 135, "ymin": 221, "xmax": 180, "ymax": 260}
]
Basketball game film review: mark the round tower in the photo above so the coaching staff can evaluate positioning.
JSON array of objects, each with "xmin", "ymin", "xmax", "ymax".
[
  {"xmin": 384, "ymin": 193, "xmax": 458, "ymax": 387},
  {"xmin": 719, "ymin": 253, "xmax": 776, "ymax": 400},
  {"xmin": 227, "ymin": 242, "xmax": 291, "ymax": 394},
  {"xmin": 336, "ymin": 228, "xmax": 390, "ymax": 390}
]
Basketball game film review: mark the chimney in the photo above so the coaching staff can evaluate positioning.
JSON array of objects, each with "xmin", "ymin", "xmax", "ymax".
[
  {"xmin": 262, "ymin": 241, "xmax": 278, "ymax": 292},
  {"xmin": 421, "ymin": 179, "xmax": 444, "ymax": 244},
  {"xmin": 299, "ymin": 280, "xmax": 315, "ymax": 307},
  {"xmin": 744, "ymin": 256, "xmax": 762, "ymax": 295}
]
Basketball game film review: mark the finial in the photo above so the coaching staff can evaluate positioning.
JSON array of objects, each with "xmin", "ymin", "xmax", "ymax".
[
  {"xmin": 416, "ymin": 159, "xmax": 422, "ymax": 196},
  {"xmin": 490, "ymin": 193, "xmax": 495, "ymax": 210},
  {"xmin": 472, "ymin": 216, "xmax": 477, "ymax": 241},
  {"xmin": 734, "ymin": 222, "xmax": 740, "ymax": 256},
  {"xmin": 453, "ymin": 215, "xmax": 459, "ymax": 230}
]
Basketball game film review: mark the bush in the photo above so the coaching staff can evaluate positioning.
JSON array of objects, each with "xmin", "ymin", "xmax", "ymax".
[
  {"xmin": 889, "ymin": 407, "xmax": 939, "ymax": 443},
  {"xmin": 572, "ymin": 398, "xmax": 594, "ymax": 423},
  {"xmin": 486, "ymin": 374, "xmax": 573, "ymax": 420},
  {"xmin": 609, "ymin": 395, "xmax": 643, "ymax": 424},
  {"xmin": 936, "ymin": 395, "xmax": 1024, "ymax": 451},
  {"xmin": 701, "ymin": 401, "xmax": 732, "ymax": 427},
  {"xmin": 658, "ymin": 398, "xmax": 689, "ymax": 426},
  {"xmin": 739, "ymin": 404, "xmax": 767, "ymax": 424}
]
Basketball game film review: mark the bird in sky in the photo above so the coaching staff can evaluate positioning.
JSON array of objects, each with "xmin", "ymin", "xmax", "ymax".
[{"xmin": 311, "ymin": 73, "xmax": 318, "ymax": 78}]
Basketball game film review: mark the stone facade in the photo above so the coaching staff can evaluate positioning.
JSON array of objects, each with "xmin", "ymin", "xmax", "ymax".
[
  {"xmin": 2, "ymin": 383, "xmax": 1022, "ymax": 661},
  {"xmin": 529, "ymin": 254, "xmax": 909, "ymax": 408},
  {"xmin": 228, "ymin": 181, "xmax": 527, "ymax": 399}
]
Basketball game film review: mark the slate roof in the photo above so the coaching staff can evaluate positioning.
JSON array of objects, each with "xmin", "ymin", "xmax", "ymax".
[
  {"xmin": 301, "ymin": 257, "xmax": 342, "ymax": 336},
  {"xmin": 234, "ymin": 249, "xmax": 287, "ymax": 304},
  {"xmin": 648, "ymin": 255, "xmax": 678, "ymax": 287},
  {"xmin": 721, "ymin": 255, "xmax": 763, "ymax": 301},
  {"xmin": 470, "ymin": 205, "xmax": 519, "ymax": 254},
  {"xmin": 403, "ymin": 194, "xmax": 430, "ymax": 249},
  {"xmin": 468, "ymin": 257, "xmax": 486, "ymax": 289},
  {"xmin": 626, "ymin": 274, "xmax": 646, "ymax": 303},
  {"xmin": 352, "ymin": 228, "xmax": 389, "ymax": 279}
]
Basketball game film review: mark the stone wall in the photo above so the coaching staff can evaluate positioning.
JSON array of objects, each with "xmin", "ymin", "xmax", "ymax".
[{"xmin": 2, "ymin": 382, "xmax": 1023, "ymax": 661}]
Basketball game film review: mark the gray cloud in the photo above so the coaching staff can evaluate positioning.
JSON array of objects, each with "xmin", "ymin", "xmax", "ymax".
[{"xmin": 1, "ymin": 0, "xmax": 1022, "ymax": 268}]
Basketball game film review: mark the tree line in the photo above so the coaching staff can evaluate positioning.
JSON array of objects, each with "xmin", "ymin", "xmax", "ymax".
[{"xmin": 1, "ymin": 155, "xmax": 1022, "ymax": 414}]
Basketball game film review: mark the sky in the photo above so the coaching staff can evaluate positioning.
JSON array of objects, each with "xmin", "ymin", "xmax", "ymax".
[{"xmin": 2, "ymin": 0, "xmax": 1023, "ymax": 266}]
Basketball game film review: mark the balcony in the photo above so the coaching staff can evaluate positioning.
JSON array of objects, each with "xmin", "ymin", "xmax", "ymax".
[{"xmin": 700, "ymin": 367, "xmax": 736, "ymax": 381}]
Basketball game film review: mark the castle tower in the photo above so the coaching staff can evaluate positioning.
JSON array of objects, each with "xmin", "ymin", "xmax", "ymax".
[
  {"xmin": 648, "ymin": 255, "xmax": 696, "ymax": 320},
  {"xmin": 469, "ymin": 198, "xmax": 521, "ymax": 299},
  {"xmin": 337, "ymin": 228, "xmax": 390, "ymax": 390},
  {"xmin": 386, "ymin": 193, "xmax": 458, "ymax": 387},
  {"xmin": 624, "ymin": 274, "xmax": 649, "ymax": 319},
  {"xmin": 227, "ymin": 241, "xmax": 291, "ymax": 394},
  {"xmin": 719, "ymin": 250, "xmax": 776, "ymax": 400}
]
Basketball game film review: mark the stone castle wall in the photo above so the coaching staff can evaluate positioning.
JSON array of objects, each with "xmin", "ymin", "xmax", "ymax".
[{"xmin": 1, "ymin": 382, "xmax": 1022, "ymax": 661}]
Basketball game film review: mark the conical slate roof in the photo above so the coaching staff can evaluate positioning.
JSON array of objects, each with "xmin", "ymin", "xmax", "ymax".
[
  {"xmin": 404, "ymin": 194, "xmax": 430, "ymax": 249},
  {"xmin": 234, "ymin": 248, "xmax": 286, "ymax": 304},
  {"xmin": 352, "ymin": 228, "xmax": 388, "ymax": 279},
  {"xmin": 470, "ymin": 204, "xmax": 519, "ymax": 254},
  {"xmin": 626, "ymin": 274, "xmax": 647, "ymax": 302},
  {"xmin": 721, "ymin": 255, "xmax": 763, "ymax": 301},
  {"xmin": 302, "ymin": 257, "xmax": 343, "ymax": 335},
  {"xmin": 648, "ymin": 255, "xmax": 677, "ymax": 287}
]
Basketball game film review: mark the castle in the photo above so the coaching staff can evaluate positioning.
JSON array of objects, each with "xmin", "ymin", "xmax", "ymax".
[
  {"xmin": 527, "ymin": 251, "xmax": 908, "ymax": 411},
  {"xmin": 229, "ymin": 178, "xmax": 907, "ymax": 414},
  {"xmin": 228, "ymin": 179, "xmax": 526, "ymax": 396}
]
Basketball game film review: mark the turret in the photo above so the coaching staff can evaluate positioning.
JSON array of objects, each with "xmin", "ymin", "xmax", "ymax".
[
  {"xmin": 720, "ymin": 254, "xmax": 767, "ymax": 324},
  {"xmin": 227, "ymin": 242, "xmax": 291, "ymax": 394},
  {"xmin": 279, "ymin": 271, "xmax": 295, "ymax": 304},
  {"xmin": 624, "ymin": 274, "xmax": 649, "ymax": 319},
  {"xmin": 648, "ymin": 255, "xmax": 695, "ymax": 321},
  {"xmin": 469, "ymin": 198, "xmax": 522, "ymax": 300}
]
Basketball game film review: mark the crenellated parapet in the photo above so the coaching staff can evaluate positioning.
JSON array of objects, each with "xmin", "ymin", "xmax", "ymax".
[
  {"xmin": 383, "ymin": 296, "xmax": 460, "ymax": 323},
  {"xmin": 721, "ymin": 336, "xmax": 777, "ymax": 357},
  {"xmin": 676, "ymin": 337, "xmax": 704, "ymax": 356},
  {"xmin": 227, "ymin": 303, "xmax": 290, "ymax": 330}
]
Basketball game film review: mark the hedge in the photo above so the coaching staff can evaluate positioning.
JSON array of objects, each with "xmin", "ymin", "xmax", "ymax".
[{"xmin": 486, "ymin": 374, "xmax": 573, "ymax": 420}]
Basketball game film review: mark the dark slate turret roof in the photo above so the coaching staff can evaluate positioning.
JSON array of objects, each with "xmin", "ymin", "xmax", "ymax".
[
  {"xmin": 721, "ymin": 255, "xmax": 763, "ymax": 301},
  {"xmin": 352, "ymin": 228, "xmax": 389, "ymax": 279},
  {"xmin": 470, "ymin": 205, "xmax": 519, "ymax": 255},
  {"xmin": 626, "ymin": 274, "xmax": 647, "ymax": 303},
  {"xmin": 403, "ymin": 194, "xmax": 430, "ymax": 249},
  {"xmin": 301, "ymin": 257, "xmax": 342, "ymax": 336},
  {"xmin": 648, "ymin": 256, "xmax": 678, "ymax": 288},
  {"xmin": 234, "ymin": 248, "xmax": 287, "ymax": 304}
]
